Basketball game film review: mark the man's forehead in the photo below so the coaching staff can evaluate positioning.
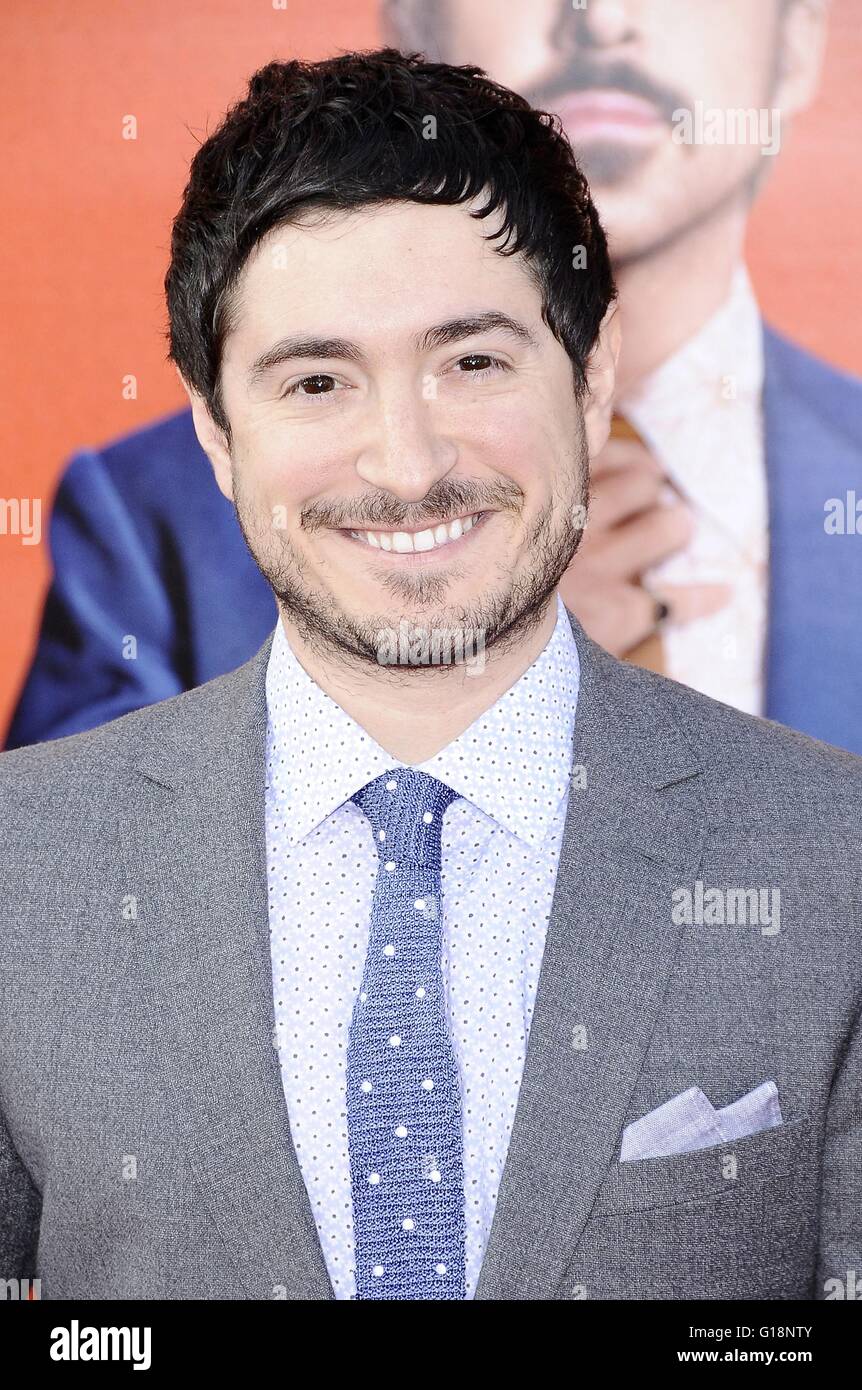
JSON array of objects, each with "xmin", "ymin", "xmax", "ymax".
[
  {"xmin": 225, "ymin": 202, "xmax": 539, "ymax": 358},
  {"xmin": 242, "ymin": 197, "xmax": 511, "ymax": 275}
]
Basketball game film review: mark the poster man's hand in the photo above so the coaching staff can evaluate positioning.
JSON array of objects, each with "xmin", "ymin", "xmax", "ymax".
[{"xmin": 560, "ymin": 434, "xmax": 731, "ymax": 657}]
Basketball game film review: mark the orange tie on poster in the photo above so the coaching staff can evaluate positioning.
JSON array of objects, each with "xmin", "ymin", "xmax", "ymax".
[{"xmin": 609, "ymin": 413, "xmax": 666, "ymax": 676}]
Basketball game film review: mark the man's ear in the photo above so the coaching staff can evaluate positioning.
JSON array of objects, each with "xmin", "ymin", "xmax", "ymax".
[
  {"xmin": 774, "ymin": 0, "xmax": 830, "ymax": 116},
  {"xmin": 581, "ymin": 302, "xmax": 622, "ymax": 460},
  {"xmin": 179, "ymin": 372, "xmax": 234, "ymax": 503}
]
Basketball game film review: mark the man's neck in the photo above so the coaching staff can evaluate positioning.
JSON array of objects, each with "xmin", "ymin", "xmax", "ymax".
[
  {"xmin": 279, "ymin": 596, "xmax": 560, "ymax": 764},
  {"xmin": 613, "ymin": 201, "xmax": 749, "ymax": 397}
]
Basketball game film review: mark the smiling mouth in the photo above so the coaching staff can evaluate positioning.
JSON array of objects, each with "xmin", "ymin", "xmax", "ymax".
[{"xmin": 343, "ymin": 511, "xmax": 484, "ymax": 554}]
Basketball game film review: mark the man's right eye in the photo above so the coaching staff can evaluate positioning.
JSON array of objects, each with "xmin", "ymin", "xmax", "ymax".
[{"xmin": 282, "ymin": 374, "xmax": 341, "ymax": 399}]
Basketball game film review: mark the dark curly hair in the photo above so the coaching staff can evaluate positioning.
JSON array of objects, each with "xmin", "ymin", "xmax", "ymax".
[{"xmin": 165, "ymin": 47, "xmax": 615, "ymax": 438}]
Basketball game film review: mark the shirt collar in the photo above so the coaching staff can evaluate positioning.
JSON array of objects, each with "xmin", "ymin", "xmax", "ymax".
[
  {"xmin": 615, "ymin": 264, "xmax": 765, "ymax": 539},
  {"xmin": 265, "ymin": 594, "xmax": 579, "ymax": 849},
  {"xmin": 618, "ymin": 264, "xmax": 764, "ymax": 442}
]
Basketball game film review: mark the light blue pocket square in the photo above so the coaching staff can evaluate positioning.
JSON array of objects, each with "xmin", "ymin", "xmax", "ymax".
[{"xmin": 620, "ymin": 1080, "xmax": 783, "ymax": 1162}]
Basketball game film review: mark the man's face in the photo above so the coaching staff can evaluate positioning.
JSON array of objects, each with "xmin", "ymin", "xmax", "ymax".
[
  {"xmin": 201, "ymin": 200, "xmax": 613, "ymax": 669},
  {"xmin": 430, "ymin": 0, "xmax": 822, "ymax": 264}
]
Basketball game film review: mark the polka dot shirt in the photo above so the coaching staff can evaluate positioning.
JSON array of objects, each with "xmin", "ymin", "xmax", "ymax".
[{"xmin": 265, "ymin": 595, "xmax": 580, "ymax": 1299}]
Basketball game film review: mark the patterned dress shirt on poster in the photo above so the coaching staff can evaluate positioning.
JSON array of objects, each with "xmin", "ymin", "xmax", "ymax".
[
  {"xmin": 265, "ymin": 594, "xmax": 579, "ymax": 1299},
  {"xmin": 618, "ymin": 264, "xmax": 768, "ymax": 715}
]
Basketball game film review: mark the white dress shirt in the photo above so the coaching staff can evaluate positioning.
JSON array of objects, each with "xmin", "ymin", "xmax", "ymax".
[
  {"xmin": 265, "ymin": 595, "xmax": 579, "ymax": 1298},
  {"xmin": 618, "ymin": 265, "xmax": 768, "ymax": 715}
]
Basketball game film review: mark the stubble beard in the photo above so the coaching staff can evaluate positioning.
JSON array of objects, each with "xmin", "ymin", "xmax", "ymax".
[{"xmin": 231, "ymin": 445, "xmax": 590, "ymax": 674}]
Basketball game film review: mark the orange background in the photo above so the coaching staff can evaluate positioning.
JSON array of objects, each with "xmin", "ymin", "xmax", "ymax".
[{"xmin": 1, "ymin": 0, "xmax": 860, "ymax": 732}]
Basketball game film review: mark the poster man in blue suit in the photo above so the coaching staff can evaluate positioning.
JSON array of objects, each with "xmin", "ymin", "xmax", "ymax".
[{"xmin": 7, "ymin": 0, "xmax": 861, "ymax": 751}]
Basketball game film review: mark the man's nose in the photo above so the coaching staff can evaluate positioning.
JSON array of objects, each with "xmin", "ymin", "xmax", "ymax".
[
  {"xmin": 354, "ymin": 383, "xmax": 458, "ymax": 503},
  {"xmin": 571, "ymin": 0, "xmax": 638, "ymax": 49}
]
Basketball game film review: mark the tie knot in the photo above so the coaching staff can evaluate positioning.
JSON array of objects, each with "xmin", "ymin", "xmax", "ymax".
[{"xmin": 351, "ymin": 769, "xmax": 459, "ymax": 867}]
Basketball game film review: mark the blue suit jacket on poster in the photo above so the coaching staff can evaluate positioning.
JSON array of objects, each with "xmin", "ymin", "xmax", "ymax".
[{"xmin": 5, "ymin": 326, "xmax": 862, "ymax": 752}]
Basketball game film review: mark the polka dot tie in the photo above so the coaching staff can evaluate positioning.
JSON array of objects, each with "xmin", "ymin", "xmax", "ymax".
[{"xmin": 347, "ymin": 769, "xmax": 466, "ymax": 1299}]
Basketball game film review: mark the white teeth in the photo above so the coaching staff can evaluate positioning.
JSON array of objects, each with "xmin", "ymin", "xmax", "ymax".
[{"xmin": 352, "ymin": 514, "xmax": 480, "ymax": 553}]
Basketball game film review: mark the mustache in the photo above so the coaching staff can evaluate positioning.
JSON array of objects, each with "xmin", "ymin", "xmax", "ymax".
[
  {"xmin": 301, "ymin": 477, "xmax": 524, "ymax": 532},
  {"xmin": 537, "ymin": 57, "xmax": 687, "ymax": 127}
]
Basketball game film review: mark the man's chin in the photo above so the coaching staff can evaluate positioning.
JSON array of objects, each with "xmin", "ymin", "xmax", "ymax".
[
  {"xmin": 327, "ymin": 598, "xmax": 502, "ymax": 665},
  {"xmin": 278, "ymin": 588, "xmax": 479, "ymax": 667},
  {"xmin": 294, "ymin": 580, "xmax": 559, "ymax": 676}
]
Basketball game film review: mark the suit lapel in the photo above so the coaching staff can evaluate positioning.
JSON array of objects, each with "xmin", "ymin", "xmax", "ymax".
[
  {"xmin": 122, "ymin": 635, "xmax": 334, "ymax": 1300},
  {"xmin": 475, "ymin": 619, "xmax": 707, "ymax": 1299}
]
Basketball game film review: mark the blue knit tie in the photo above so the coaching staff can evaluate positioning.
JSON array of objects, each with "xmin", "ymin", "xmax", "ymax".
[{"xmin": 347, "ymin": 769, "xmax": 466, "ymax": 1300}]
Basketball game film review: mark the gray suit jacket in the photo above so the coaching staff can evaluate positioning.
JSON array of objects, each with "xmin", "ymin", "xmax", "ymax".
[{"xmin": 1, "ymin": 614, "xmax": 860, "ymax": 1300}]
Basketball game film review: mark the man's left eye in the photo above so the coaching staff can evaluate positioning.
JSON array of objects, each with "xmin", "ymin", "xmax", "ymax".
[{"xmin": 455, "ymin": 354, "xmax": 506, "ymax": 375}]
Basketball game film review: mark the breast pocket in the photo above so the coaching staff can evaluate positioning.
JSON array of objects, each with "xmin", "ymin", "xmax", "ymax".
[
  {"xmin": 592, "ymin": 1116, "xmax": 815, "ymax": 1216},
  {"xmin": 566, "ymin": 1118, "xmax": 820, "ymax": 1300}
]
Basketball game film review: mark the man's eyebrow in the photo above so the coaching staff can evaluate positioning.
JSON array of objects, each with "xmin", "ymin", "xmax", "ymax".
[{"xmin": 245, "ymin": 312, "xmax": 539, "ymax": 388}]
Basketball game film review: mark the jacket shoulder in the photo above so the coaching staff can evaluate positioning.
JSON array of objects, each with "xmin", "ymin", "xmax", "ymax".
[
  {"xmin": 579, "ymin": 630, "xmax": 862, "ymax": 824},
  {"xmin": 764, "ymin": 325, "xmax": 862, "ymax": 446},
  {"xmin": 55, "ymin": 408, "xmax": 216, "ymax": 511},
  {"xmin": 0, "ymin": 636, "xmax": 270, "ymax": 801},
  {"xmin": 89, "ymin": 407, "xmax": 201, "ymax": 469},
  {"xmin": 661, "ymin": 673, "xmax": 860, "ymax": 831}
]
